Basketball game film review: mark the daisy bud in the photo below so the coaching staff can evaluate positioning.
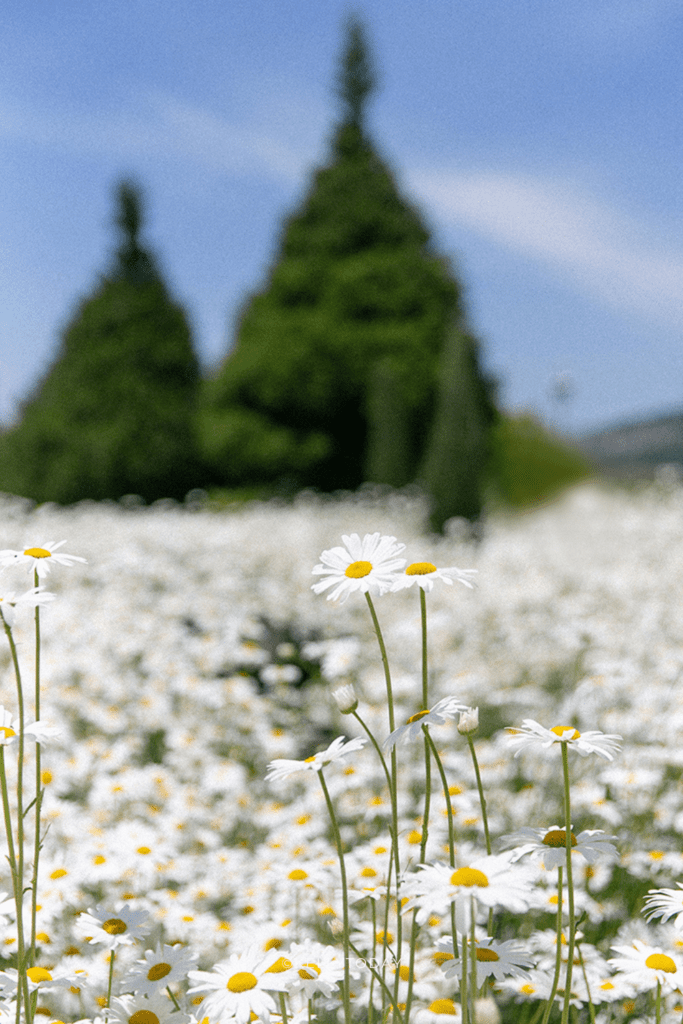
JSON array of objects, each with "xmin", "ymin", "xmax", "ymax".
[
  {"xmin": 331, "ymin": 683, "xmax": 359, "ymax": 715},
  {"xmin": 457, "ymin": 707, "xmax": 479, "ymax": 735},
  {"xmin": 474, "ymin": 998, "xmax": 501, "ymax": 1024}
]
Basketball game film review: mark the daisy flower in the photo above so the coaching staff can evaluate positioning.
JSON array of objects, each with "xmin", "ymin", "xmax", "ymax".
[
  {"xmin": 403, "ymin": 853, "xmax": 533, "ymax": 931},
  {"xmin": 0, "ymin": 706, "xmax": 60, "ymax": 746},
  {"xmin": 188, "ymin": 947, "xmax": 290, "ymax": 1024},
  {"xmin": 76, "ymin": 902, "xmax": 151, "ymax": 948},
  {"xmin": 285, "ymin": 940, "xmax": 347, "ymax": 999},
  {"xmin": 108, "ymin": 989, "xmax": 182, "ymax": 1024},
  {"xmin": 124, "ymin": 943, "xmax": 198, "ymax": 997},
  {"xmin": 507, "ymin": 719, "xmax": 622, "ymax": 760},
  {"xmin": 391, "ymin": 561, "xmax": 477, "ymax": 592},
  {"xmin": 434, "ymin": 936, "xmax": 534, "ymax": 985},
  {"xmin": 311, "ymin": 533, "xmax": 405, "ymax": 603},
  {"xmin": 609, "ymin": 939, "xmax": 683, "ymax": 994},
  {"xmin": 0, "ymin": 586, "xmax": 55, "ymax": 628},
  {"xmin": 266, "ymin": 735, "xmax": 367, "ymax": 781},
  {"xmin": 383, "ymin": 697, "xmax": 467, "ymax": 752},
  {"xmin": 643, "ymin": 883, "xmax": 683, "ymax": 928},
  {"xmin": 501, "ymin": 825, "xmax": 618, "ymax": 869},
  {"xmin": 0, "ymin": 540, "xmax": 86, "ymax": 578}
]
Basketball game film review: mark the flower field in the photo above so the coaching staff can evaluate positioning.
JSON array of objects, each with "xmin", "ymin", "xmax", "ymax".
[{"xmin": 1, "ymin": 476, "xmax": 683, "ymax": 1024}]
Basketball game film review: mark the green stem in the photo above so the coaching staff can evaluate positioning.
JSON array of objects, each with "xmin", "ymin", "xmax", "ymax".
[
  {"xmin": 106, "ymin": 948, "xmax": 116, "ymax": 1008},
  {"xmin": 419, "ymin": 589, "xmax": 428, "ymax": 709},
  {"xmin": 318, "ymin": 768, "xmax": 352, "ymax": 1024},
  {"xmin": 560, "ymin": 743, "xmax": 576, "ymax": 1024},
  {"xmin": 30, "ymin": 575, "xmax": 42, "ymax": 966},
  {"xmin": 460, "ymin": 930, "xmax": 469, "ymax": 1024},
  {"xmin": 278, "ymin": 992, "xmax": 289, "ymax": 1024},
  {"xmin": 540, "ymin": 865, "xmax": 564, "ymax": 1024},
  {"xmin": 348, "ymin": 940, "xmax": 405, "ymax": 1024},
  {"xmin": 466, "ymin": 735, "xmax": 491, "ymax": 856},
  {"xmin": 364, "ymin": 593, "xmax": 403, "ymax": 1023},
  {"xmin": 655, "ymin": 978, "xmax": 661, "ymax": 1024},
  {"xmin": 167, "ymin": 986, "xmax": 182, "ymax": 1012},
  {"xmin": 1, "ymin": 615, "xmax": 32, "ymax": 1024},
  {"xmin": 424, "ymin": 731, "xmax": 456, "ymax": 866}
]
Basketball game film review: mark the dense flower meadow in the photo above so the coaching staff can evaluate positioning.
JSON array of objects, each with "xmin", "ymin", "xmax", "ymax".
[{"xmin": 0, "ymin": 475, "xmax": 682, "ymax": 1024}]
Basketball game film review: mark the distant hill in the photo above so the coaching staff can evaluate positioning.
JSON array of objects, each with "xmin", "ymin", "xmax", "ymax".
[{"xmin": 575, "ymin": 408, "xmax": 683, "ymax": 478}]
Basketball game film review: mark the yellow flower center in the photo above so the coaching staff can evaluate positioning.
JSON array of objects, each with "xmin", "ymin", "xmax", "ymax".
[
  {"xmin": 50, "ymin": 868, "xmax": 68, "ymax": 879},
  {"xmin": 360, "ymin": 867, "xmax": 377, "ymax": 877},
  {"xmin": 227, "ymin": 971, "xmax": 259, "ymax": 992},
  {"xmin": 136, "ymin": 846, "xmax": 152, "ymax": 855},
  {"xmin": 550, "ymin": 725, "xmax": 581, "ymax": 740},
  {"xmin": 406, "ymin": 562, "xmax": 437, "ymax": 575},
  {"xmin": 264, "ymin": 938, "xmax": 282, "ymax": 951},
  {"xmin": 344, "ymin": 560, "xmax": 373, "ymax": 579},
  {"xmin": 429, "ymin": 999, "xmax": 457, "ymax": 1015},
  {"xmin": 147, "ymin": 962, "xmax": 172, "ymax": 981},
  {"xmin": 93, "ymin": 855, "xmax": 106, "ymax": 865},
  {"xmin": 265, "ymin": 958, "xmax": 292, "ymax": 974},
  {"xmin": 543, "ymin": 829, "xmax": 578, "ymax": 848},
  {"xmin": 0, "ymin": 728, "xmax": 16, "ymax": 740},
  {"xmin": 645, "ymin": 953, "xmax": 677, "ymax": 974},
  {"xmin": 27, "ymin": 967, "xmax": 52, "ymax": 983},
  {"xmin": 397, "ymin": 965, "xmax": 410, "ymax": 981},
  {"xmin": 406, "ymin": 710, "xmax": 430, "ymax": 724},
  {"xmin": 298, "ymin": 963, "xmax": 321, "ymax": 980},
  {"xmin": 102, "ymin": 918, "xmax": 127, "ymax": 935},
  {"xmin": 432, "ymin": 952, "xmax": 455, "ymax": 965},
  {"xmin": 450, "ymin": 867, "xmax": 489, "ymax": 888},
  {"xmin": 304, "ymin": 756, "xmax": 317, "ymax": 763},
  {"xmin": 476, "ymin": 948, "xmax": 500, "ymax": 962},
  {"xmin": 288, "ymin": 869, "xmax": 308, "ymax": 881},
  {"xmin": 24, "ymin": 548, "xmax": 51, "ymax": 558},
  {"xmin": 129, "ymin": 1012, "xmax": 160, "ymax": 1024}
]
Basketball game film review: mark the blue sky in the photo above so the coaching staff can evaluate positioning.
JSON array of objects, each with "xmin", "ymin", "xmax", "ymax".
[{"xmin": 2, "ymin": 0, "xmax": 682, "ymax": 436}]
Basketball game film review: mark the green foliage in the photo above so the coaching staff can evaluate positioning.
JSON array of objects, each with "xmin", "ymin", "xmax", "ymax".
[
  {"xmin": 487, "ymin": 414, "xmax": 593, "ymax": 508},
  {"xmin": 420, "ymin": 328, "xmax": 498, "ymax": 531},
  {"xmin": 201, "ymin": 19, "xmax": 461, "ymax": 494},
  {"xmin": 0, "ymin": 180, "xmax": 202, "ymax": 504}
]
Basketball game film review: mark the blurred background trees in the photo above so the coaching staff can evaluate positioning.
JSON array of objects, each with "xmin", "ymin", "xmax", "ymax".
[
  {"xmin": 0, "ymin": 19, "xmax": 589, "ymax": 523},
  {"xmin": 200, "ymin": 17, "xmax": 495, "ymax": 522},
  {"xmin": 0, "ymin": 181, "xmax": 202, "ymax": 504}
]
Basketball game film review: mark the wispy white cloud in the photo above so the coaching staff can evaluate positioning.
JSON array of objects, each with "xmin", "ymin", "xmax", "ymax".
[
  {"xmin": 0, "ymin": 88, "xmax": 324, "ymax": 184},
  {"xmin": 409, "ymin": 168, "xmax": 683, "ymax": 328}
]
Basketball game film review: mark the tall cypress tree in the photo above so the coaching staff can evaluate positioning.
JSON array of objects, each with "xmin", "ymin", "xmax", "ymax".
[
  {"xmin": 419, "ymin": 326, "xmax": 498, "ymax": 531},
  {"xmin": 0, "ymin": 180, "xmax": 201, "ymax": 504},
  {"xmin": 201, "ymin": 17, "xmax": 461, "ymax": 492}
]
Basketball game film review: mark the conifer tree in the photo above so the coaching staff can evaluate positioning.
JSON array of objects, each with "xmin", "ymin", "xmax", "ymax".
[
  {"xmin": 201, "ymin": 17, "xmax": 461, "ymax": 492},
  {"xmin": 0, "ymin": 180, "xmax": 201, "ymax": 504},
  {"xmin": 420, "ymin": 325, "xmax": 498, "ymax": 531}
]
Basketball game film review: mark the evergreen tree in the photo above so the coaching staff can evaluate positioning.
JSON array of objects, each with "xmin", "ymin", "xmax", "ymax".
[
  {"xmin": 0, "ymin": 180, "xmax": 202, "ymax": 504},
  {"xmin": 201, "ymin": 17, "xmax": 461, "ymax": 492},
  {"xmin": 419, "ymin": 326, "xmax": 498, "ymax": 531}
]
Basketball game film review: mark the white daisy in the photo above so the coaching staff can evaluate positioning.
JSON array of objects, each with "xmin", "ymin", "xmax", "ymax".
[
  {"xmin": 643, "ymin": 883, "xmax": 683, "ymax": 928},
  {"xmin": 265, "ymin": 735, "xmax": 367, "ymax": 781},
  {"xmin": 0, "ymin": 706, "xmax": 60, "ymax": 746},
  {"xmin": 76, "ymin": 902, "xmax": 151, "ymax": 948},
  {"xmin": 285, "ymin": 940, "xmax": 347, "ymax": 999},
  {"xmin": 403, "ymin": 853, "xmax": 533, "ymax": 931},
  {"xmin": 507, "ymin": 719, "xmax": 622, "ymax": 760},
  {"xmin": 124, "ymin": 943, "xmax": 198, "ymax": 997},
  {"xmin": 0, "ymin": 586, "xmax": 55, "ymax": 628},
  {"xmin": 434, "ymin": 936, "xmax": 534, "ymax": 985},
  {"xmin": 188, "ymin": 947, "xmax": 289, "ymax": 1024},
  {"xmin": 609, "ymin": 939, "xmax": 683, "ymax": 994},
  {"xmin": 108, "ymin": 988, "xmax": 183, "ymax": 1024},
  {"xmin": 501, "ymin": 825, "xmax": 619, "ymax": 869},
  {"xmin": 311, "ymin": 533, "xmax": 405, "ymax": 603},
  {"xmin": 391, "ymin": 561, "xmax": 477, "ymax": 592},
  {"xmin": 0, "ymin": 540, "xmax": 87, "ymax": 578},
  {"xmin": 383, "ymin": 697, "xmax": 467, "ymax": 752}
]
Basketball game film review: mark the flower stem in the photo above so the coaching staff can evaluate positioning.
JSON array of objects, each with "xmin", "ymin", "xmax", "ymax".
[
  {"xmin": 540, "ymin": 862, "xmax": 564, "ymax": 1024},
  {"xmin": 419, "ymin": 589, "xmax": 428, "ymax": 709},
  {"xmin": 465, "ymin": 735, "xmax": 491, "ymax": 856},
  {"xmin": 318, "ymin": 768, "xmax": 352, "ymax": 1024},
  {"xmin": 559, "ymin": 740, "xmax": 576, "ymax": 1024}
]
